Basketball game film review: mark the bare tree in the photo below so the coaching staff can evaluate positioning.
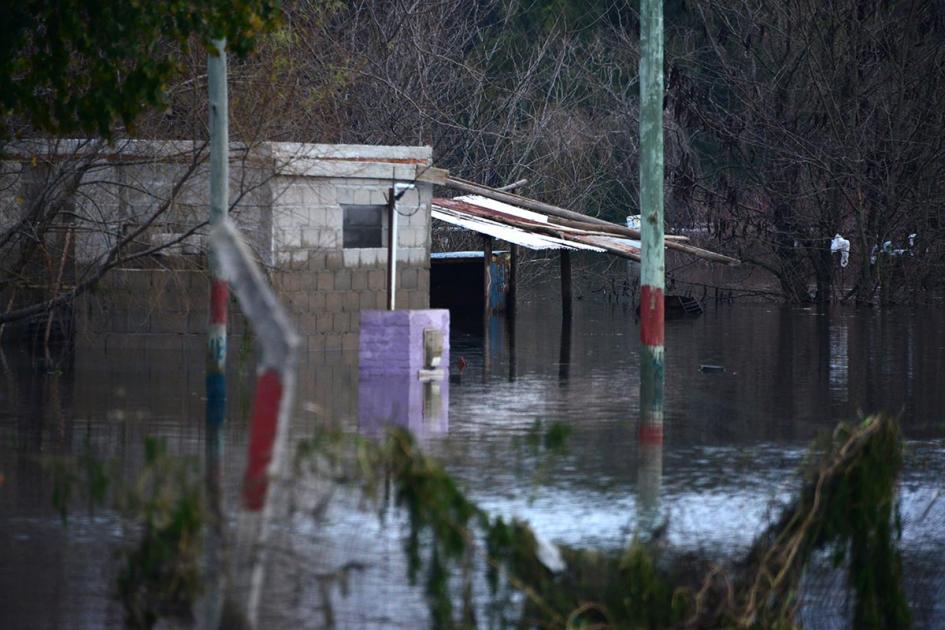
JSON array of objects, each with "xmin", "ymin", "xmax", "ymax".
[{"xmin": 677, "ymin": 0, "xmax": 945, "ymax": 303}]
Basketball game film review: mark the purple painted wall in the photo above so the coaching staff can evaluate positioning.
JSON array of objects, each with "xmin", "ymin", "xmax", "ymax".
[
  {"xmin": 358, "ymin": 309, "xmax": 450, "ymax": 376},
  {"xmin": 357, "ymin": 309, "xmax": 450, "ymax": 438}
]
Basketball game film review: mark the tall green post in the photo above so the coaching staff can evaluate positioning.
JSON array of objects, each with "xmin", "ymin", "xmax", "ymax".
[
  {"xmin": 639, "ymin": 0, "xmax": 665, "ymax": 445},
  {"xmin": 207, "ymin": 38, "xmax": 229, "ymax": 427}
]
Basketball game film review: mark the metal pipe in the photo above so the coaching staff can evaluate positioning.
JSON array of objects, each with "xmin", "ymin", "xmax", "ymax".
[
  {"xmin": 386, "ymin": 186, "xmax": 397, "ymax": 310},
  {"xmin": 206, "ymin": 38, "xmax": 228, "ymax": 427},
  {"xmin": 639, "ymin": 0, "xmax": 665, "ymax": 444}
]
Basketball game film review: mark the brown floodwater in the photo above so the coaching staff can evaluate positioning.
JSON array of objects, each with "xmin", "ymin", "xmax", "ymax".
[{"xmin": 1, "ymin": 299, "xmax": 943, "ymax": 628}]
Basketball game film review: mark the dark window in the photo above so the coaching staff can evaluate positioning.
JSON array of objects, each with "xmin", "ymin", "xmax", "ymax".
[{"xmin": 343, "ymin": 204, "xmax": 384, "ymax": 248}]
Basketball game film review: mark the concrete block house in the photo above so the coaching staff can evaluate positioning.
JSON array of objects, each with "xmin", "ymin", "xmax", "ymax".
[{"xmin": 0, "ymin": 140, "xmax": 434, "ymax": 352}]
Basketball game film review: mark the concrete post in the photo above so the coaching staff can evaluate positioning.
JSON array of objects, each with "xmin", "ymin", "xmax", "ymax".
[
  {"xmin": 206, "ymin": 38, "xmax": 229, "ymax": 427},
  {"xmin": 639, "ymin": 0, "xmax": 665, "ymax": 444}
]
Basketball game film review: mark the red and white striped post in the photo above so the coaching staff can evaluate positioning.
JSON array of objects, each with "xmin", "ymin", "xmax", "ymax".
[
  {"xmin": 211, "ymin": 219, "xmax": 300, "ymax": 628},
  {"xmin": 206, "ymin": 38, "xmax": 229, "ymax": 427}
]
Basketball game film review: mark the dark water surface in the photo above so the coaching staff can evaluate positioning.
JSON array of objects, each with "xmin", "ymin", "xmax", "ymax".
[{"xmin": 1, "ymin": 302, "xmax": 943, "ymax": 628}]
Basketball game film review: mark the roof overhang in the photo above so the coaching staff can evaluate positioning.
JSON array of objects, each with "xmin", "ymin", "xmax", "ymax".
[{"xmin": 432, "ymin": 195, "xmax": 640, "ymax": 259}]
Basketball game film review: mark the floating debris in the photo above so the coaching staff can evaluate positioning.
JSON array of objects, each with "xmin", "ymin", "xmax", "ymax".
[{"xmin": 699, "ymin": 364, "xmax": 725, "ymax": 373}]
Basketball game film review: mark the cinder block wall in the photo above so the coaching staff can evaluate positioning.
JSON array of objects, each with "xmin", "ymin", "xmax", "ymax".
[
  {"xmin": 0, "ymin": 141, "xmax": 434, "ymax": 351},
  {"xmin": 266, "ymin": 144, "xmax": 433, "ymax": 352}
]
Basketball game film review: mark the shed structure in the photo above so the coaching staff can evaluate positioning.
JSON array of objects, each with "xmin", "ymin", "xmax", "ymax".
[{"xmin": 429, "ymin": 178, "xmax": 738, "ymax": 317}]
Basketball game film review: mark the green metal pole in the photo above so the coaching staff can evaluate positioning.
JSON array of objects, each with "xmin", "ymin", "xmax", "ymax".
[
  {"xmin": 207, "ymin": 38, "xmax": 229, "ymax": 426},
  {"xmin": 639, "ymin": 0, "xmax": 665, "ymax": 445}
]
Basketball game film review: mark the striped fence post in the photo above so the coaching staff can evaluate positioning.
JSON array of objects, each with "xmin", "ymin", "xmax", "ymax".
[
  {"xmin": 206, "ymin": 38, "xmax": 229, "ymax": 428},
  {"xmin": 639, "ymin": 0, "xmax": 665, "ymax": 445},
  {"xmin": 211, "ymin": 219, "xmax": 300, "ymax": 628}
]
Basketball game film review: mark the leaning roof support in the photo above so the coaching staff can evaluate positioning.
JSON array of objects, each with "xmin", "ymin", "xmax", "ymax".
[{"xmin": 442, "ymin": 176, "xmax": 739, "ymax": 265}]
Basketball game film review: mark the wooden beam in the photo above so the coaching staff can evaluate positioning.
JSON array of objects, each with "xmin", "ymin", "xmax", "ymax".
[
  {"xmin": 547, "ymin": 215, "xmax": 689, "ymax": 242},
  {"xmin": 447, "ymin": 175, "xmax": 613, "ymax": 228},
  {"xmin": 415, "ymin": 165, "xmax": 449, "ymax": 185},
  {"xmin": 497, "ymin": 178, "xmax": 528, "ymax": 192},
  {"xmin": 560, "ymin": 249, "xmax": 573, "ymax": 320},
  {"xmin": 445, "ymin": 175, "xmax": 738, "ymax": 265},
  {"xmin": 482, "ymin": 234, "xmax": 493, "ymax": 315}
]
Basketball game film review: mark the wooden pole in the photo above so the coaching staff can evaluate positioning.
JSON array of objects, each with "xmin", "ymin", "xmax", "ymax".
[
  {"xmin": 447, "ymin": 175, "xmax": 611, "ymax": 228},
  {"xmin": 560, "ymin": 249, "xmax": 572, "ymax": 320},
  {"xmin": 482, "ymin": 234, "xmax": 493, "ymax": 380},
  {"xmin": 482, "ymin": 234, "xmax": 493, "ymax": 315},
  {"xmin": 639, "ymin": 0, "xmax": 665, "ymax": 446},
  {"xmin": 206, "ymin": 38, "xmax": 228, "ymax": 427},
  {"xmin": 496, "ymin": 178, "xmax": 529, "ymax": 192},
  {"xmin": 386, "ymin": 186, "xmax": 397, "ymax": 310},
  {"xmin": 508, "ymin": 244, "xmax": 518, "ymax": 318}
]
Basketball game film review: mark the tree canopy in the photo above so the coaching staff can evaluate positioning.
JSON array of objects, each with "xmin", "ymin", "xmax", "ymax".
[{"xmin": 0, "ymin": 0, "xmax": 281, "ymax": 138}]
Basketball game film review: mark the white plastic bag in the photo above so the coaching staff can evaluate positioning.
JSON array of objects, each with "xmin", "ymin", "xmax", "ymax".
[{"xmin": 830, "ymin": 234, "xmax": 850, "ymax": 267}]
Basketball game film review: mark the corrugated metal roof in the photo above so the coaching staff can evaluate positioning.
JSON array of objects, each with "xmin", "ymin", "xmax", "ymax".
[
  {"xmin": 432, "ymin": 194, "xmax": 639, "ymax": 256},
  {"xmin": 433, "ymin": 198, "xmax": 601, "ymax": 251}
]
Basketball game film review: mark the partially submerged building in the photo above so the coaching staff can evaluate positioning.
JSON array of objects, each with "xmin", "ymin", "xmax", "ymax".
[{"xmin": 0, "ymin": 140, "xmax": 435, "ymax": 352}]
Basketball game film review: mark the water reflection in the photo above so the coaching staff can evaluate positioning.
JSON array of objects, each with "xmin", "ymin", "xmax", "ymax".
[
  {"xmin": 636, "ymin": 439, "xmax": 663, "ymax": 535},
  {"xmin": 558, "ymin": 314, "xmax": 571, "ymax": 385},
  {"xmin": 201, "ymin": 421, "xmax": 225, "ymax": 630},
  {"xmin": 1, "ymin": 303, "xmax": 944, "ymax": 628},
  {"xmin": 357, "ymin": 373, "xmax": 449, "ymax": 439},
  {"xmin": 829, "ymin": 315, "xmax": 849, "ymax": 402}
]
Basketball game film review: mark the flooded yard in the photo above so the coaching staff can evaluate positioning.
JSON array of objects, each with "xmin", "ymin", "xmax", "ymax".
[{"xmin": 1, "ymin": 300, "xmax": 943, "ymax": 628}]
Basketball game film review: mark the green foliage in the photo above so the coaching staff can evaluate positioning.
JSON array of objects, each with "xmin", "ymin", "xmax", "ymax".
[
  {"xmin": 298, "ymin": 415, "xmax": 910, "ymax": 629},
  {"xmin": 0, "ymin": 0, "xmax": 281, "ymax": 138},
  {"xmin": 49, "ymin": 413, "xmax": 908, "ymax": 629},
  {"xmin": 46, "ymin": 442, "xmax": 114, "ymax": 522},
  {"xmin": 116, "ymin": 437, "xmax": 205, "ymax": 629},
  {"xmin": 524, "ymin": 419, "xmax": 572, "ymax": 454},
  {"xmin": 734, "ymin": 415, "xmax": 910, "ymax": 629},
  {"xmin": 49, "ymin": 436, "xmax": 206, "ymax": 629}
]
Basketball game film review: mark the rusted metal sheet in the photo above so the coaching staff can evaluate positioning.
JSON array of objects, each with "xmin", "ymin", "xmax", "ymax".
[
  {"xmin": 432, "ymin": 195, "xmax": 645, "ymax": 258},
  {"xmin": 432, "ymin": 198, "xmax": 602, "ymax": 252},
  {"xmin": 572, "ymin": 234, "xmax": 641, "ymax": 257}
]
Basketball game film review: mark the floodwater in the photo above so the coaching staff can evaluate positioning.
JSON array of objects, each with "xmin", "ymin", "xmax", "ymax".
[{"xmin": 1, "ymin": 300, "xmax": 943, "ymax": 628}]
